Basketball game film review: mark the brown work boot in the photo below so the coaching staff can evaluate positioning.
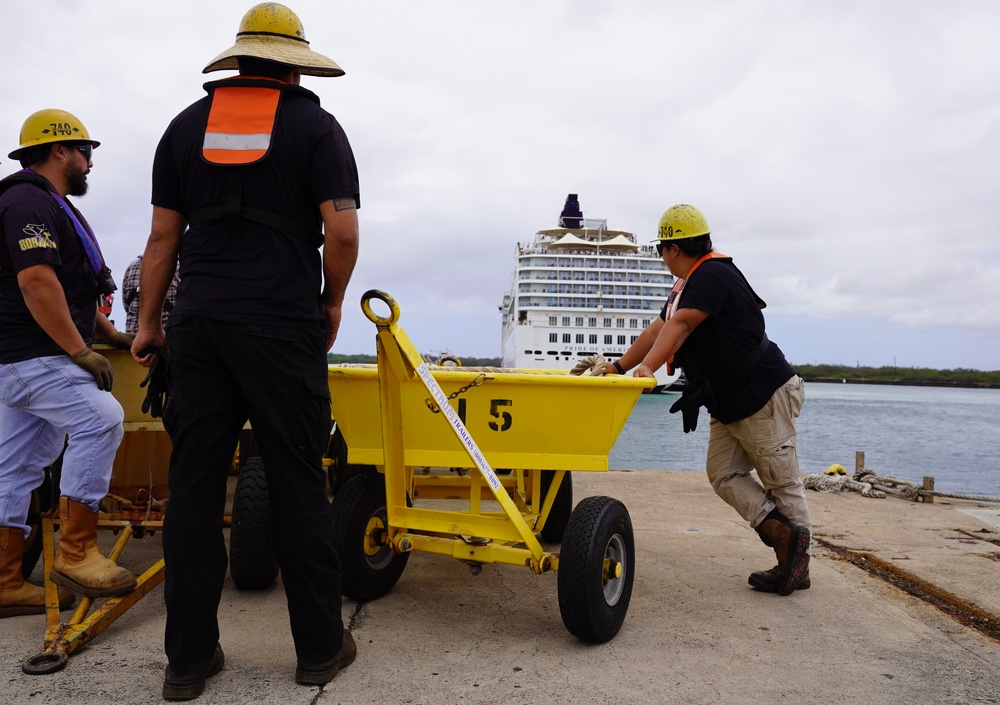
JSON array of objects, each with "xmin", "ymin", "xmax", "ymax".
[
  {"xmin": 755, "ymin": 513, "xmax": 810, "ymax": 596},
  {"xmin": 50, "ymin": 498, "xmax": 136, "ymax": 598},
  {"xmin": 1, "ymin": 527, "xmax": 75, "ymax": 617},
  {"xmin": 749, "ymin": 557, "xmax": 811, "ymax": 592}
]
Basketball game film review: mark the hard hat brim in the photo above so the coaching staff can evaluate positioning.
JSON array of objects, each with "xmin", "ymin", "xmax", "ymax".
[
  {"xmin": 203, "ymin": 35, "xmax": 344, "ymax": 77},
  {"xmin": 8, "ymin": 139, "xmax": 100, "ymax": 161}
]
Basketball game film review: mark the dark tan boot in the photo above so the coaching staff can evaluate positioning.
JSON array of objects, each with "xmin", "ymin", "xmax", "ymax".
[
  {"xmin": 1, "ymin": 527, "xmax": 75, "ymax": 617},
  {"xmin": 749, "ymin": 558, "xmax": 811, "ymax": 592},
  {"xmin": 754, "ymin": 512, "xmax": 810, "ymax": 596},
  {"xmin": 51, "ymin": 498, "xmax": 136, "ymax": 598}
]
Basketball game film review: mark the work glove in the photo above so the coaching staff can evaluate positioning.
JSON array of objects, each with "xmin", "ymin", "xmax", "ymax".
[
  {"xmin": 569, "ymin": 354, "xmax": 608, "ymax": 376},
  {"xmin": 668, "ymin": 389, "xmax": 703, "ymax": 433},
  {"xmin": 138, "ymin": 348, "xmax": 171, "ymax": 418},
  {"xmin": 72, "ymin": 348, "xmax": 114, "ymax": 391},
  {"xmin": 106, "ymin": 331, "xmax": 135, "ymax": 350}
]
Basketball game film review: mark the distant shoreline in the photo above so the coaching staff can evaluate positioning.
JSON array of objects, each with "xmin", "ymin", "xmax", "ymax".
[{"xmin": 807, "ymin": 377, "xmax": 1000, "ymax": 390}]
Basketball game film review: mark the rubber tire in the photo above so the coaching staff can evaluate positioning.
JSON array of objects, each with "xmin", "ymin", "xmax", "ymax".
[
  {"xmin": 538, "ymin": 471, "xmax": 573, "ymax": 544},
  {"xmin": 229, "ymin": 457, "xmax": 279, "ymax": 590},
  {"xmin": 330, "ymin": 471, "xmax": 409, "ymax": 601},
  {"xmin": 326, "ymin": 427, "xmax": 376, "ymax": 496},
  {"xmin": 557, "ymin": 496, "xmax": 635, "ymax": 643}
]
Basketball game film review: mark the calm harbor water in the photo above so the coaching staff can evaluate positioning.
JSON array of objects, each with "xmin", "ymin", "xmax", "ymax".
[{"xmin": 609, "ymin": 382, "xmax": 1000, "ymax": 497}]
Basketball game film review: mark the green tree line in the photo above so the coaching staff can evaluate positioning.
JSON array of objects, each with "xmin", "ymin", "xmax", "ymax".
[
  {"xmin": 328, "ymin": 354, "xmax": 1000, "ymax": 388},
  {"xmin": 793, "ymin": 363, "xmax": 1000, "ymax": 388}
]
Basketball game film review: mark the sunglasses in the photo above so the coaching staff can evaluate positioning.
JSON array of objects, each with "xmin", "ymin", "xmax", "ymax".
[
  {"xmin": 72, "ymin": 144, "xmax": 93, "ymax": 161},
  {"xmin": 655, "ymin": 241, "xmax": 669, "ymax": 255}
]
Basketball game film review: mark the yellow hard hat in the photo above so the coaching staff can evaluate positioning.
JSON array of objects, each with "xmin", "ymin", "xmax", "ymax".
[
  {"xmin": 654, "ymin": 204, "xmax": 710, "ymax": 242},
  {"xmin": 203, "ymin": 3, "xmax": 344, "ymax": 77},
  {"xmin": 8, "ymin": 108, "xmax": 99, "ymax": 161}
]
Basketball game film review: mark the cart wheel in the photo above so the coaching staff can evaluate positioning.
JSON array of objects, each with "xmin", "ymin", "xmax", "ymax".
[
  {"xmin": 330, "ymin": 471, "xmax": 409, "ymax": 601},
  {"xmin": 539, "ymin": 471, "xmax": 573, "ymax": 544},
  {"xmin": 557, "ymin": 496, "xmax": 635, "ymax": 643},
  {"xmin": 229, "ymin": 457, "xmax": 279, "ymax": 590},
  {"xmin": 326, "ymin": 425, "xmax": 376, "ymax": 495}
]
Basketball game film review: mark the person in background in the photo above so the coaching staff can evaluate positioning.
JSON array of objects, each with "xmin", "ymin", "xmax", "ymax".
[
  {"xmin": 122, "ymin": 254, "xmax": 179, "ymax": 334},
  {"xmin": 607, "ymin": 204, "xmax": 811, "ymax": 596},
  {"xmin": 0, "ymin": 109, "xmax": 137, "ymax": 620},
  {"xmin": 130, "ymin": 3, "xmax": 360, "ymax": 700}
]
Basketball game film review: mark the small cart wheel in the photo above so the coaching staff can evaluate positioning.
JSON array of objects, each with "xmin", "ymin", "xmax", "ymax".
[
  {"xmin": 539, "ymin": 471, "xmax": 573, "ymax": 544},
  {"xmin": 557, "ymin": 496, "xmax": 635, "ymax": 643},
  {"xmin": 229, "ymin": 457, "xmax": 279, "ymax": 590},
  {"xmin": 331, "ymin": 471, "xmax": 409, "ymax": 601}
]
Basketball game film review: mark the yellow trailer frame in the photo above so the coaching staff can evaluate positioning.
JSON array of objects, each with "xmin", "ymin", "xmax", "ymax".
[{"xmin": 328, "ymin": 291, "xmax": 653, "ymax": 642}]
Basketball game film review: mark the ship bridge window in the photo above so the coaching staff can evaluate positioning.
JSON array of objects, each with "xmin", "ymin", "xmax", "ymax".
[
  {"xmin": 629, "ymin": 319, "xmax": 638, "ymax": 329},
  {"xmin": 548, "ymin": 316, "xmax": 557, "ymax": 325},
  {"xmin": 562, "ymin": 334, "xmax": 571, "ymax": 343},
  {"xmin": 575, "ymin": 334, "xmax": 584, "ymax": 343},
  {"xmin": 618, "ymin": 335, "xmax": 626, "ymax": 345},
  {"xmin": 604, "ymin": 334, "xmax": 613, "ymax": 344},
  {"xmin": 575, "ymin": 317, "xmax": 583, "ymax": 326},
  {"xmin": 616, "ymin": 319, "xmax": 625, "ymax": 328},
  {"xmin": 561, "ymin": 351, "xmax": 572, "ymax": 356},
  {"xmin": 588, "ymin": 317, "xmax": 597, "ymax": 327},
  {"xmin": 603, "ymin": 317, "xmax": 611, "ymax": 328},
  {"xmin": 547, "ymin": 351, "xmax": 559, "ymax": 356},
  {"xmin": 549, "ymin": 333, "xmax": 557, "ymax": 343},
  {"xmin": 631, "ymin": 335, "xmax": 639, "ymax": 344},
  {"xmin": 589, "ymin": 334, "xmax": 597, "ymax": 344},
  {"xmin": 562, "ymin": 316, "xmax": 570, "ymax": 326}
]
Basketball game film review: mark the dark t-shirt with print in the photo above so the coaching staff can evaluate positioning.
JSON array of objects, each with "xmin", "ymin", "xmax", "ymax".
[{"xmin": 0, "ymin": 172, "xmax": 98, "ymax": 362}]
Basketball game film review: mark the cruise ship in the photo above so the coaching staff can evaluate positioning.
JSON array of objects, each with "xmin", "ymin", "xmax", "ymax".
[{"xmin": 500, "ymin": 194, "xmax": 680, "ymax": 392}]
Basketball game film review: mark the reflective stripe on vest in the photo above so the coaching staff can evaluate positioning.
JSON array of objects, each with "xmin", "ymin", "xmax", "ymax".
[{"xmin": 202, "ymin": 85, "xmax": 282, "ymax": 165}]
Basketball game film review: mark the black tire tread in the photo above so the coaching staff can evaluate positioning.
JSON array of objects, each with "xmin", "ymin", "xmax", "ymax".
[
  {"xmin": 557, "ymin": 495, "xmax": 635, "ymax": 643},
  {"xmin": 229, "ymin": 457, "xmax": 279, "ymax": 590}
]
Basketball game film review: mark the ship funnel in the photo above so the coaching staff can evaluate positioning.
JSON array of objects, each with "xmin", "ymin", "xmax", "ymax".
[{"xmin": 559, "ymin": 193, "xmax": 583, "ymax": 229}]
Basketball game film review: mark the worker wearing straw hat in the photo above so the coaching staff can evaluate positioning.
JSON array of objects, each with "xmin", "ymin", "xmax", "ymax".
[{"xmin": 131, "ymin": 3, "xmax": 359, "ymax": 700}]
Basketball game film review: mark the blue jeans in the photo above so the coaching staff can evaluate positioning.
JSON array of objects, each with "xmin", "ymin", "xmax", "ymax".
[{"xmin": 0, "ymin": 355, "xmax": 124, "ymax": 535}]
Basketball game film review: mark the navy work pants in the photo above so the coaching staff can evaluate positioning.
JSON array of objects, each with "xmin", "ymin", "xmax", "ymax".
[{"xmin": 161, "ymin": 315, "xmax": 342, "ymax": 675}]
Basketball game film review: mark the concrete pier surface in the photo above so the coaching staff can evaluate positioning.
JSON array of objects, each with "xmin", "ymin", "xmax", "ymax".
[{"xmin": 3, "ymin": 469, "xmax": 1000, "ymax": 704}]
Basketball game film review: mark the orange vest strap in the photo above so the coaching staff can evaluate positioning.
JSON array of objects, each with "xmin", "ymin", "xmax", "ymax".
[{"xmin": 203, "ymin": 84, "xmax": 282, "ymax": 165}]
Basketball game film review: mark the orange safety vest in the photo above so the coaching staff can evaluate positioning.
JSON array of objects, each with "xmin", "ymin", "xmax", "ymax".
[
  {"xmin": 202, "ymin": 76, "xmax": 284, "ymax": 165},
  {"xmin": 188, "ymin": 77, "xmax": 325, "ymax": 248}
]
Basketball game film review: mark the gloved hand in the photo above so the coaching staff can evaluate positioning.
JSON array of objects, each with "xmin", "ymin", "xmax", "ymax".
[
  {"xmin": 138, "ymin": 348, "xmax": 171, "ymax": 418},
  {"xmin": 106, "ymin": 331, "xmax": 135, "ymax": 350},
  {"xmin": 669, "ymin": 389, "xmax": 702, "ymax": 433},
  {"xmin": 569, "ymin": 354, "xmax": 608, "ymax": 376},
  {"xmin": 72, "ymin": 348, "xmax": 114, "ymax": 391}
]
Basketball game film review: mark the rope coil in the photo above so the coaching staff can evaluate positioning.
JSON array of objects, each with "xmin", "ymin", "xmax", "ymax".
[{"xmin": 804, "ymin": 468, "xmax": 1000, "ymax": 503}]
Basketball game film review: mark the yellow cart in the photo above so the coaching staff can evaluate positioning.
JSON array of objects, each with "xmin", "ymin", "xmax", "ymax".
[{"xmin": 328, "ymin": 291, "xmax": 653, "ymax": 643}]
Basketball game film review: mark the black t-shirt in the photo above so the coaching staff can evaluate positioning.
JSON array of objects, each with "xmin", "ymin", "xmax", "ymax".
[
  {"xmin": 0, "ymin": 172, "xmax": 98, "ymax": 362},
  {"xmin": 661, "ymin": 258, "xmax": 794, "ymax": 423},
  {"xmin": 151, "ymin": 79, "xmax": 360, "ymax": 327}
]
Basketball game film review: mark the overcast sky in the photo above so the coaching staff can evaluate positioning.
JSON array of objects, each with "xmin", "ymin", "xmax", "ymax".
[{"xmin": 5, "ymin": 1, "xmax": 1000, "ymax": 370}]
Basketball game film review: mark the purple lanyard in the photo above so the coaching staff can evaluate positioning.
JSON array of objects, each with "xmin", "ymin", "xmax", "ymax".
[{"xmin": 46, "ymin": 186, "xmax": 105, "ymax": 274}]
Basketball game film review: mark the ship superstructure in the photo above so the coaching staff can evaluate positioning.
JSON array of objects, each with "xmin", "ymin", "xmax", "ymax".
[{"xmin": 500, "ymin": 194, "xmax": 678, "ymax": 391}]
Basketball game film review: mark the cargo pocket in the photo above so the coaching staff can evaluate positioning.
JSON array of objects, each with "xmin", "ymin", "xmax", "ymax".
[{"xmin": 304, "ymin": 375, "xmax": 332, "ymax": 452}]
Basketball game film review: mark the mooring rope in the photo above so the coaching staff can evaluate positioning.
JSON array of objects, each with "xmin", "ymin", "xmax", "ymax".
[{"xmin": 804, "ymin": 468, "xmax": 1000, "ymax": 503}]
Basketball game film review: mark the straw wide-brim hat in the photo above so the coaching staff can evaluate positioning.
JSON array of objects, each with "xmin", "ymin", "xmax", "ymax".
[{"xmin": 203, "ymin": 33, "xmax": 344, "ymax": 77}]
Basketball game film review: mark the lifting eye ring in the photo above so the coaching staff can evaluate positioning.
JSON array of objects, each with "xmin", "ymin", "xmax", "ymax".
[{"xmin": 361, "ymin": 289, "xmax": 400, "ymax": 325}]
